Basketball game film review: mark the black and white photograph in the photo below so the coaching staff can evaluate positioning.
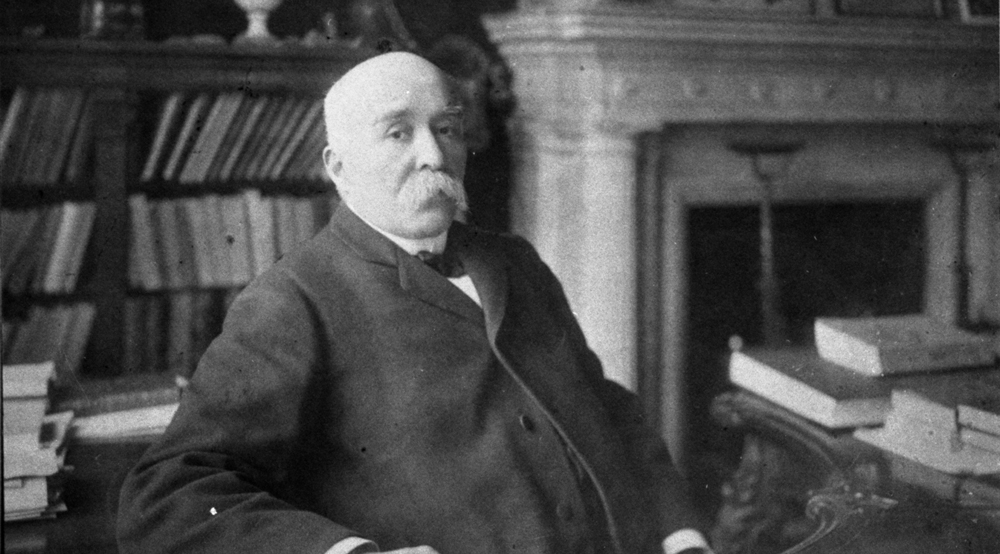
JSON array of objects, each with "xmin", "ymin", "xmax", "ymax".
[{"xmin": 1, "ymin": 1, "xmax": 998, "ymax": 553}]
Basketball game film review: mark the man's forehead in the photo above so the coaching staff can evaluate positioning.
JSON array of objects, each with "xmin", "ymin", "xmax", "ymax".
[
  {"xmin": 326, "ymin": 53, "xmax": 460, "ymax": 132},
  {"xmin": 364, "ymin": 87, "xmax": 459, "ymax": 124}
]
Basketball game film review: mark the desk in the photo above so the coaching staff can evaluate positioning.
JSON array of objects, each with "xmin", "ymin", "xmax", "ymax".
[
  {"xmin": 4, "ymin": 440, "xmax": 152, "ymax": 554},
  {"xmin": 710, "ymin": 390, "xmax": 1000, "ymax": 554}
]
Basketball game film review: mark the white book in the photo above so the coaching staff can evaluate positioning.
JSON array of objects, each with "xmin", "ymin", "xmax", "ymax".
[
  {"xmin": 815, "ymin": 315, "xmax": 995, "ymax": 375},
  {"xmin": 128, "ymin": 194, "xmax": 163, "ymax": 290},
  {"xmin": 728, "ymin": 347, "xmax": 891, "ymax": 429},
  {"xmin": 40, "ymin": 202, "xmax": 85, "ymax": 294},
  {"xmin": 141, "ymin": 93, "xmax": 184, "ymax": 182},
  {"xmin": 180, "ymin": 197, "xmax": 219, "ymax": 287},
  {"xmin": 2, "ymin": 361, "xmax": 55, "ymax": 399},
  {"xmin": 56, "ymin": 202, "xmax": 96, "ymax": 293},
  {"xmin": 855, "ymin": 409, "xmax": 1000, "ymax": 475},
  {"xmin": 243, "ymin": 189, "xmax": 277, "ymax": 276},
  {"xmin": 72, "ymin": 402, "xmax": 179, "ymax": 443},
  {"xmin": 3, "ymin": 411, "xmax": 73, "ymax": 479},
  {"xmin": 219, "ymin": 194, "xmax": 254, "ymax": 286},
  {"xmin": 4, "ymin": 475, "xmax": 49, "ymax": 515}
]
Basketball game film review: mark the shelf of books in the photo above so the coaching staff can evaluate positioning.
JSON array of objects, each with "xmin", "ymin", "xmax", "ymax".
[{"xmin": 1, "ymin": 40, "xmax": 366, "ymax": 407}]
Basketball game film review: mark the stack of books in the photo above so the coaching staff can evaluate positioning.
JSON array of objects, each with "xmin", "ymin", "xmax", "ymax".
[
  {"xmin": 3, "ymin": 362, "xmax": 74, "ymax": 522},
  {"xmin": 854, "ymin": 372, "xmax": 1000, "ymax": 475},
  {"xmin": 53, "ymin": 372, "xmax": 182, "ymax": 443},
  {"xmin": 728, "ymin": 314, "xmax": 999, "ymax": 476}
]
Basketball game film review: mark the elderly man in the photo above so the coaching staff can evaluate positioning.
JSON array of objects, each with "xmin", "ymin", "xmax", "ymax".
[{"xmin": 117, "ymin": 52, "xmax": 712, "ymax": 554}]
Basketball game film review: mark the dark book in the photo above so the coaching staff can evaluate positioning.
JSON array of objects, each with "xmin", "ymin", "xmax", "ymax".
[
  {"xmin": 728, "ymin": 346, "xmax": 891, "ymax": 428},
  {"xmin": 273, "ymin": 196, "xmax": 301, "ymax": 259},
  {"xmin": 166, "ymin": 292, "xmax": 196, "ymax": 376},
  {"xmin": 63, "ymin": 93, "xmax": 95, "ymax": 185},
  {"xmin": 143, "ymin": 294, "xmax": 170, "ymax": 374},
  {"xmin": 267, "ymin": 99, "xmax": 323, "ymax": 180},
  {"xmin": 15, "ymin": 88, "xmax": 55, "ymax": 185},
  {"xmin": 255, "ymin": 96, "xmax": 311, "ymax": 179},
  {"xmin": 5, "ymin": 206, "xmax": 59, "ymax": 295},
  {"xmin": 162, "ymin": 93, "xmax": 212, "ymax": 182},
  {"xmin": 0, "ymin": 87, "xmax": 31, "ymax": 178},
  {"xmin": 216, "ymin": 95, "xmax": 269, "ymax": 181},
  {"xmin": 206, "ymin": 94, "xmax": 255, "ymax": 182},
  {"xmin": 43, "ymin": 89, "xmax": 86, "ymax": 185},
  {"xmin": 128, "ymin": 194, "xmax": 163, "ymax": 290},
  {"xmin": 284, "ymin": 117, "xmax": 326, "ymax": 180},
  {"xmin": 237, "ymin": 96, "xmax": 296, "ymax": 181},
  {"xmin": 1, "ymin": 208, "xmax": 43, "ymax": 285},
  {"xmin": 179, "ymin": 92, "xmax": 243, "ymax": 184}
]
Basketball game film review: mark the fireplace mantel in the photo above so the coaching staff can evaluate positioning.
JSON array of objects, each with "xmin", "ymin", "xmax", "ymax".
[
  {"xmin": 484, "ymin": 7, "xmax": 998, "ymax": 458},
  {"xmin": 486, "ymin": 10, "xmax": 997, "ymax": 129}
]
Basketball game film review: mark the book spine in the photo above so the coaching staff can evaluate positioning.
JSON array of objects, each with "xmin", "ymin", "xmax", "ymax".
[
  {"xmin": 141, "ymin": 93, "xmax": 184, "ymax": 183},
  {"xmin": 63, "ymin": 94, "xmax": 95, "ymax": 185},
  {"xmin": 958, "ymin": 404, "xmax": 1000, "ymax": 436},
  {"xmin": 128, "ymin": 194, "xmax": 163, "ymax": 290},
  {"xmin": 959, "ymin": 426, "xmax": 1000, "ymax": 454},
  {"xmin": 0, "ymin": 87, "xmax": 30, "ymax": 177},
  {"xmin": 881, "ymin": 342, "xmax": 996, "ymax": 374}
]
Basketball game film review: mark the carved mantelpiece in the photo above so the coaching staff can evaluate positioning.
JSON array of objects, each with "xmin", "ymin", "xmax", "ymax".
[{"xmin": 484, "ymin": 8, "xmax": 998, "ymax": 459}]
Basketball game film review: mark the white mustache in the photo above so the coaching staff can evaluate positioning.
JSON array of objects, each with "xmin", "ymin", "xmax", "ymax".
[{"xmin": 399, "ymin": 170, "xmax": 468, "ymax": 213}]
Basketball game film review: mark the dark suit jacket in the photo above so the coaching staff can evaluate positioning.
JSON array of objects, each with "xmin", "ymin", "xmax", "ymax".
[{"xmin": 117, "ymin": 204, "xmax": 702, "ymax": 554}]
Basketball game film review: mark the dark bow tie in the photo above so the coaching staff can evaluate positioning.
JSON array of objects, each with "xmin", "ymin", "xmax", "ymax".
[{"xmin": 416, "ymin": 250, "xmax": 465, "ymax": 278}]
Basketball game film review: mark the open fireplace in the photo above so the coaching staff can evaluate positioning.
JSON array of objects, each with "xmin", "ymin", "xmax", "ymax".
[{"xmin": 485, "ymin": 5, "xmax": 998, "ymax": 509}]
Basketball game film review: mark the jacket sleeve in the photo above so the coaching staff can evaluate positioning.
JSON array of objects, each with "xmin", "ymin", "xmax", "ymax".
[
  {"xmin": 116, "ymin": 272, "xmax": 358, "ymax": 554},
  {"xmin": 514, "ymin": 237, "xmax": 708, "ymax": 544}
]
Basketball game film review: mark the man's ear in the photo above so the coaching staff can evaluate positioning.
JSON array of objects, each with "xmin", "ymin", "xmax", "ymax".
[{"xmin": 322, "ymin": 145, "xmax": 343, "ymax": 181}]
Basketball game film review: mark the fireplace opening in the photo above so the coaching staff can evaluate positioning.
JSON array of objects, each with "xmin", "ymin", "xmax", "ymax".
[{"xmin": 683, "ymin": 199, "xmax": 926, "ymax": 510}]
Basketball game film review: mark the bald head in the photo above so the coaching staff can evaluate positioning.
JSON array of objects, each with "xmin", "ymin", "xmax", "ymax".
[
  {"xmin": 320, "ymin": 52, "xmax": 469, "ymax": 240},
  {"xmin": 324, "ymin": 52, "xmax": 462, "ymax": 152}
]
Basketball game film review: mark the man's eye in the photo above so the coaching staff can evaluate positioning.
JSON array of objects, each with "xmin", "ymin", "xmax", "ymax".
[
  {"xmin": 387, "ymin": 127, "xmax": 410, "ymax": 140},
  {"xmin": 437, "ymin": 121, "xmax": 462, "ymax": 138}
]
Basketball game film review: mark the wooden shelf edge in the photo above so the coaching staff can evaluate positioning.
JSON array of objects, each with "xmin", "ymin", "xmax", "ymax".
[{"xmin": 0, "ymin": 38, "xmax": 376, "ymax": 92}]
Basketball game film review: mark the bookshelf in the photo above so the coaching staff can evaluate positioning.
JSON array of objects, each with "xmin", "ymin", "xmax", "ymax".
[{"xmin": 1, "ymin": 38, "xmax": 373, "ymax": 384}]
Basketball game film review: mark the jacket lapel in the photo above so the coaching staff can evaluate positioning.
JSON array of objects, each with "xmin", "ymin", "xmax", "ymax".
[
  {"xmin": 331, "ymin": 205, "xmax": 484, "ymax": 325},
  {"xmin": 451, "ymin": 224, "xmax": 508, "ymax": 339}
]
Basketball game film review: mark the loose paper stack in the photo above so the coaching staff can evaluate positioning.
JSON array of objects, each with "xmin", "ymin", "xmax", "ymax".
[{"xmin": 3, "ymin": 362, "xmax": 74, "ymax": 521}]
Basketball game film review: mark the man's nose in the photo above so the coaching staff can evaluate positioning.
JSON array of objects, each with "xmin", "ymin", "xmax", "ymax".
[{"xmin": 414, "ymin": 127, "xmax": 445, "ymax": 170}]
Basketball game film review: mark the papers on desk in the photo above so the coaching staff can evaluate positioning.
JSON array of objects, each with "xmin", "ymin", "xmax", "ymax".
[
  {"xmin": 3, "ymin": 362, "xmax": 73, "ymax": 522},
  {"xmin": 3, "ymin": 412, "xmax": 74, "ymax": 521}
]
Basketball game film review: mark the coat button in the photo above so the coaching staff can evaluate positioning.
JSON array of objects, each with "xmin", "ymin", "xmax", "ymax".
[
  {"xmin": 556, "ymin": 503, "xmax": 575, "ymax": 521},
  {"xmin": 519, "ymin": 414, "xmax": 536, "ymax": 432}
]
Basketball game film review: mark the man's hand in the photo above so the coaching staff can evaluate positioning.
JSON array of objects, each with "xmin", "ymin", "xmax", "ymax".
[{"xmin": 382, "ymin": 547, "xmax": 440, "ymax": 554}]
